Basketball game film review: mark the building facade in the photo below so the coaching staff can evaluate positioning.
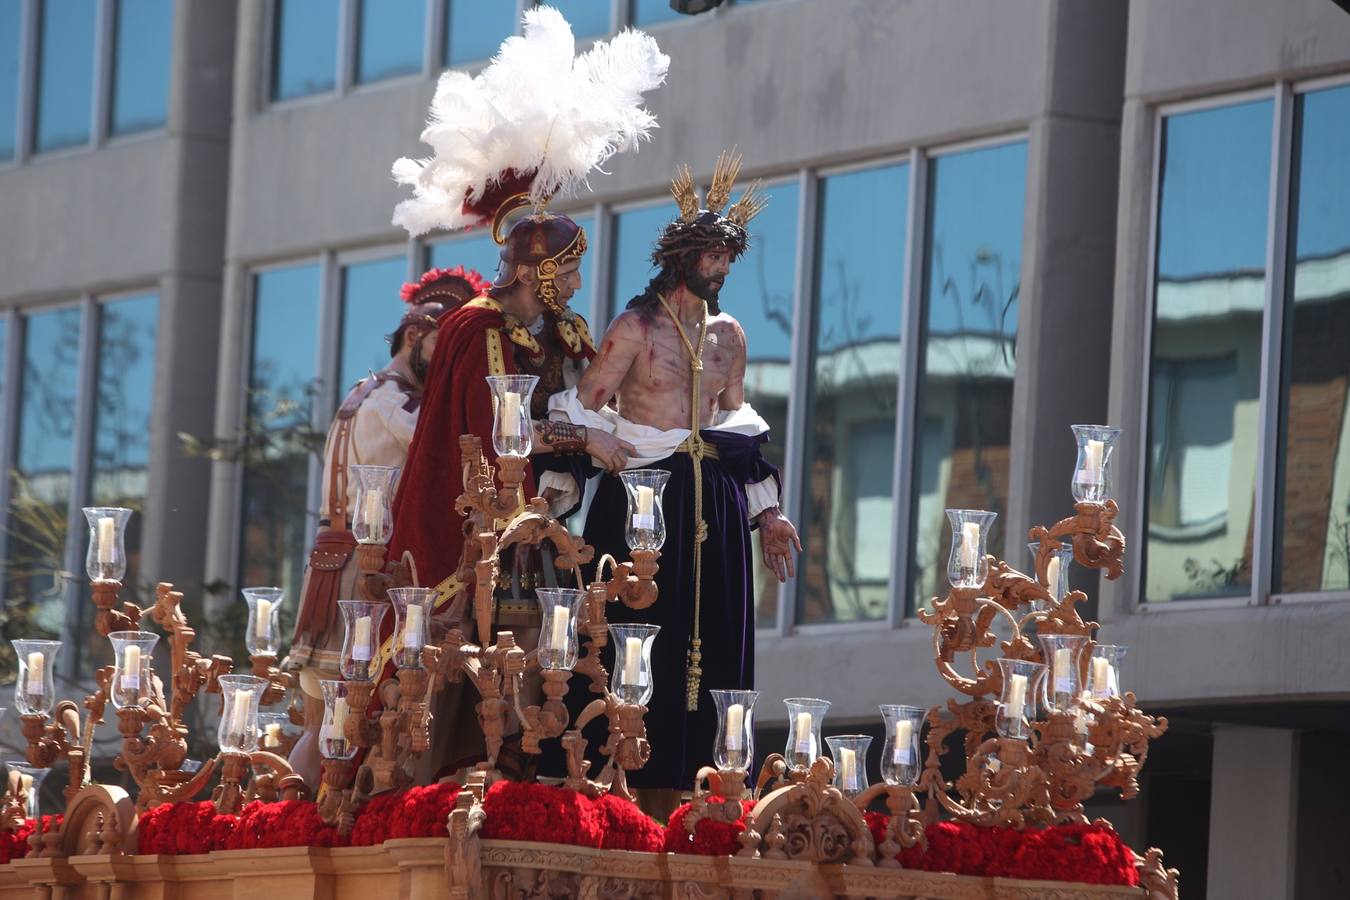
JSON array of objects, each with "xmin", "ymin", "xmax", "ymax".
[{"xmin": 0, "ymin": 2, "xmax": 1347, "ymax": 896}]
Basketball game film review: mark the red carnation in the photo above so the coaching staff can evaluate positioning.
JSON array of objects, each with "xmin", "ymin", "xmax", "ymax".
[
  {"xmin": 389, "ymin": 782, "xmax": 462, "ymax": 840},
  {"xmin": 594, "ymin": 794, "xmax": 664, "ymax": 853},
  {"xmin": 664, "ymin": 799, "xmax": 755, "ymax": 856},
  {"xmin": 480, "ymin": 781, "xmax": 604, "ymax": 848},
  {"xmin": 349, "ymin": 790, "xmax": 402, "ymax": 846}
]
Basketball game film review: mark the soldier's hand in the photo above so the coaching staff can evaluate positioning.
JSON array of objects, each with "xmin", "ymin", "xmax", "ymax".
[
  {"xmin": 586, "ymin": 430, "xmax": 637, "ymax": 474},
  {"xmin": 758, "ymin": 507, "xmax": 802, "ymax": 583}
]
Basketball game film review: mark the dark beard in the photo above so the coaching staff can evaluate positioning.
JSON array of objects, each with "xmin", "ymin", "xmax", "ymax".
[
  {"xmin": 409, "ymin": 339, "xmax": 430, "ymax": 384},
  {"xmin": 682, "ymin": 268, "xmax": 724, "ymax": 315}
]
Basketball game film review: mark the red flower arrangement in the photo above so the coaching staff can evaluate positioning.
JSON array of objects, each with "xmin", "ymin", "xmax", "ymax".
[
  {"xmin": 480, "ymin": 781, "xmax": 604, "ymax": 848},
  {"xmin": 388, "ymin": 782, "xmax": 462, "ymax": 840},
  {"xmin": 594, "ymin": 793, "xmax": 664, "ymax": 853},
  {"xmin": 224, "ymin": 800, "xmax": 347, "ymax": 850},
  {"xmin": 137, "ymin": 801, "xmax": 236, "ymax": 856},
  {"xmin": 347, "ymin": 790, "xmax": 401, "ymax": 847},
  {"xmin": 663, "ymin": 799, "xmax": 755, "ymax": 856},
  {"xmin": 0, "ymin": 815, "xmax": 60, "ymax": 864},
  {"xmin": 883, "ymin": 819, "xmax": 1138, "ymax": 886}
]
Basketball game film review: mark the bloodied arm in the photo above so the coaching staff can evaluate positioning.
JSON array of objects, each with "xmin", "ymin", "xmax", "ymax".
[{"xmin": 558, "ymin": 313, "xmax": 642, "ymax": 472}]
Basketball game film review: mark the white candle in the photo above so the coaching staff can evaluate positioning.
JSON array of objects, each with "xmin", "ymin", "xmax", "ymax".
[
  {"xmin": 364, "ymin": 488, "xmax": 385, "ymax": 543},
  {"xmin": 121, "ymin": 645, "xmax": 141, "ymax": 690},
  {"xmin": 960, "ymin": 521, "xmax": 981, "ymax": 569},
  {"xmin": 26, "ymin": 652, "xmax": 44, "ymax": 695},
  {"xmin": 793, "ymin": 712, "xmax": 813, "ymax": 755},
  {"xmin": 1053, "ymin": 648, "xmax": 1072, "ymax": 691},
  {"xmin": 255, "ymin": 599, "xmax": 273, "ymax": 640},
  {"xmin": 1084, "ymin": 439, "xmax": 1104, "ymax": 482},
  {"xmin": 636, "ymin": 486, "xmax": 654, "ymax": 515},
  {"xmin": 1046, "ymin": 555, "xmax": 1061, "ymax": 599},
  {"xmin": 893, "ymin": 719, "xmax": 913, "ymax": 764},
  {"xmin": 1006, "ymin": 673, "xmax": 1027, "ymax": 715},
  {"xmin": 498, "ymin": 391, "xmax": 521, "ymax": 435},
  {"xmin": 331, "ymin": 697, "xmax": 349, "ymax": 735},
  {"xmin": 622, "ymin": 637, "xmax": 642, "ymax": 686},
  {"xmin": 352, "ymin": 616, "xmax": 372, "ymax": 660},
  {"xmin": 96, "ymin": 516, "xmax": 116, "ymax": 565},
  {"xmin": 1091, "ymin": 657, "xmax": 1110, "ymax": 694},
  {"xmin": 724, "ymin": 703, "xmax": 745, "ymax": 751},
  {"xmin": 549, "ymin": 606, "xmax": 569, "ymax": 651},
  {"xmin": 264, "ymin": 723, "xmax": 282, "ymax": 748},
  {"xmin": 229, "ymin": 689, "xmax": 253, "ymax": 735},
  {"xmin": 403, "ymin": 603, "xmax": 424, "ymax": 650},
  {"xmin": 837, "ymin": 747, "xmax": 856, "ymax": 786}
]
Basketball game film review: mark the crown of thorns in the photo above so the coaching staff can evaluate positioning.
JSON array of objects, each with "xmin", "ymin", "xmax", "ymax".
[{"xmin": 654, "ymin": 150, "xmax": 767, "ymax": 267}]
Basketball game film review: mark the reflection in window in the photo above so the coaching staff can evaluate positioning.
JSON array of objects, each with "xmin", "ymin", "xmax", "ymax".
[
  {"xmin": 1146, "ymin": 101, "xmax": 1271, "ymax": 602},
  {"xmin": 356, "ymin": 0, "xmax": 423, "ymax": 84},
  {"xmin": 445, "ymin": 0, "xmax": 517, "ymax": 67},
  {"xmin": 717, "ymin": 182, "xmax": 799, "ymax": 626},
  {"xmin": 546, "ymin": 0, "xmax": 609, "ymax": 39},
  {"xmin": 610, "ymin": 203, "xmax": 673, "ymax": 317},
  {"xmin": 5, "ymin": 307, "xmax": 82, "ymax": 639},
  {"xmin": 82, "ymin": 294, "xmax": 158, "ymax": 669},
  {"xmin": 1277, "ymin": 84, "xmax": 1350, "ymax": 594},
  {"xmin": 272, "ymin": 0, "xmax": 338, "ymax": 102},
  {"xmin": 799, "ymin": 164, "xmax": 908, "ymax": 624},
  {"xmin": 339, "ymin": 256, "xmax": 406, "ymax": 394},
  {"xmin": 110, "ymin": 0, "xmax": 173, "ymax": 135},
  {"xmin": 630, "ymin": 0, "xmax": 682, "ymax": 28},
  {"xmin": 34, "ymin": 0, "xmax": 97, "ymax": 153},
  {"xmin": 238, "ymin": 265, "xmax": 321, "ymax": 603},
  {"xmin": 910, "ymin": 142, "xmax": 1026, "ymax": 613},
  {"xmin": 1, "ymin": 0, "xmax": 20, "ymax": 160}
]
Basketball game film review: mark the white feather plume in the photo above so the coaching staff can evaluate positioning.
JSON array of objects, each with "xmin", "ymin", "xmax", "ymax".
[{"xmin": 392, "ymin": 6, "xmax": 670, "ymax": 237}]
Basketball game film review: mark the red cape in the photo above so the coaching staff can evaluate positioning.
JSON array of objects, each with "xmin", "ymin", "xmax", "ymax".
[{"xmin": 388, "ymin": 299, "xmax": 537, "ymax": 596}]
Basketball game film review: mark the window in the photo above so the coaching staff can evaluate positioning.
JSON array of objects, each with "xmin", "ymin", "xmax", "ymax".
[
  {"xmin": 630, "ymin": 0, "xmax": 682, "ymax": 28},
  {"xmin": 5, "ymin": 307, "xmax": 81, "ymax": 638},
  {"xmin": 0, "ymin": 0, "xmax": 20, "ymax": 161},
  {"xmin": 238, "ymin": 265, "xmax": 321, "ymax": 597},
  {"xmin": 338, "ymin": 255, "xmax": 406, "ymax": 393},
  {"xmin": 271, "ymin": 0, "xmax": 339, "ymax": 101},
  {"xmin": 34, "ymin": 0, "xmax": 98, "ymax": 153},
  {"xmin": 427, "ymin": 230, "xmax": 501, "ymax": 280},
  {"xmin": 109, "ymin": 0, "xmax": 173, "ymax": 135},
  {"xmin": 799, "ymin": 163, "xmax": 908, "ymax": 625},
  {"xmin": 546, "ymin": 0, "xmax": 610, "ymax": 40},
  {"xmin": 910, "ymin": 141, "xmax": 1027, "ymax": 612},
  {"xmin": 723, "ymin": 181, "xmax": 799, "ymax": 624},
  {"xmin": 77, "ymin": 293, "xmax": 158, "ymax": 666},
  {"xmin": 1145, "ymin": 99, "xmax": 1271, "ymax": 603},
  {"xmin": 1276, "ymin": 83, "xmax": 1350, "ymax": 594},
  {"xmin": 357, "ymin": 0, "xmax": 423, "ymax": 84},
  {"xmin": 610, "ymin": 203, "xmax": 673, "ymax": 317},
  {"xmin": 446, "ymin": 0, "xmax": 517, "ymax": 67}
]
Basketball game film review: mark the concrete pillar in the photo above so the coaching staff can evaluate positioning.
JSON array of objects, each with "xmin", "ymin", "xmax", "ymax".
[
  {"xmin": 1207, "ymin": 725, "xmax": 1298, "ymax": 900},
  {"xmin": 1005, "ymin": 0, "xmax": 1126, "ymax": 594}
]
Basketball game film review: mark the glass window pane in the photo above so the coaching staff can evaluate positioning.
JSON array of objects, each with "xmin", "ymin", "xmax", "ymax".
[
  {"xmin": 630, "ymin": 0, "xmax": 682, "ymax": 28},
  {"xmin": 1146, "ymin": 100, "xmax": 1272, "ymax": 602},
  {"xmin": 34, "ymin": 0, "xmax": 96, "ymax": 153},
  {"xmin": 238, "ymin": 265, "xmax": 321, "ymax": 601},
  {"xmin": 356, "ymin": 0, "xmax": 423, "ymax": 84},
  {"xmin": 81, "ymin": 294, "xmax": 157, "ymax": 669},
  {"xmin": 6, "ymin": 306, "xmax": 82, "ymax": 638},
  {"xmin": 427, "ymin": 229, "xmax": 503, "ymax": 285},
  {"xmin": 0, "ymin": 317, "xmax": 6, "ymax": 405},
  {"xmin": 910, "ymin": 142, "xmax": 1026, "ymax": 614},
  {"xmin": 339, "ymin": 256, "xmax": 405, "ymax": 393},
  {"xmin": 716, "ymin": 181, "xmax": 798, "ymax": 627},
  {"xmin": 546, "ymin": 0, "xmax": 609, "ymax": 39},
  {"xmin": 1276, "ymin": 84, "xmax": 1350, "ymax": 594},
  {"xmin": 610, "ymin": 202, "xmax": 674, "ymax": 317},
  {"xmin": 798, "ymin": 164, "xmax": 908, "ymax": 624},
  {"xmin": 110, "ymin": 0, "xmax": 172, "ymax": 136},
  {"xmin": 0, "ymin": 0, "xmax": 20, "ymax": 160},
  {"xmin": 445, "ymin": 0, "xmax": 517, "ymax": 67},
  {"xmin": 271, "ymin": 0, "xmax": 338, "ymax": 102}
]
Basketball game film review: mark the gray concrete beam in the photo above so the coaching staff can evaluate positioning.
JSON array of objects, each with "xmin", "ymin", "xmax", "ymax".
[{"xmin": 1207, "ymin": 725, "xmax": 1298, "ymax": 900}]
